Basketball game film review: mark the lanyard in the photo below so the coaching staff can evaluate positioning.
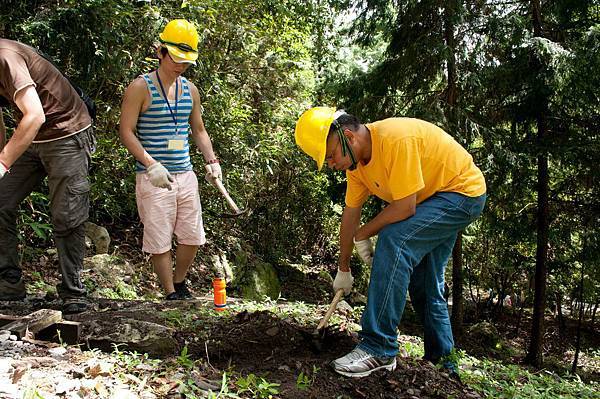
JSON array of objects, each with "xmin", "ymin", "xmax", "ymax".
[{"xmin": 155, "ymin": 70, "xmax": 178, "ymax": 127}]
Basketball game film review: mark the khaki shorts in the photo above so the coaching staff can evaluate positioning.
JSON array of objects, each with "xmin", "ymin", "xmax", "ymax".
[{"xmin": 136, "ymin": 170, "xmax": 206, "ymax": 254}]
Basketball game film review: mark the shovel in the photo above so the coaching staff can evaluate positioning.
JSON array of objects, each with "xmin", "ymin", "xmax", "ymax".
[
  {"xmin": 205, "ymin": 165, "xmax": 246, "ymax": 218},
  {"xmin": 310, "ymin": 289, "xmax": 345, "ymax": 351}
]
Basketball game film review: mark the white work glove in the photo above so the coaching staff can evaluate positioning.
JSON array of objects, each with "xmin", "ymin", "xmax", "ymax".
[
  {"xmin": 333, "ymin": 269, "xmax": 354, "ymax": 295},
  {"xmin": 0, "ymin": 161, "xmax": 7, "ymax": 180},
  {"xmin": 146, "ymin": 162, "xmax": 174, "ymax": 190},
  {"xmin": 204, "ymin": 162, "xmax": 222, "ymax": 184},
  {"xmin": 353, "ymin": 237, "xmax": 374, "ymax": 265}
]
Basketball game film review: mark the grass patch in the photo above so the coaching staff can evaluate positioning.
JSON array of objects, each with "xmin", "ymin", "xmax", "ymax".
[{"xmin": 461, "ymin": 354, "xmax": 600, "ymax": 398}]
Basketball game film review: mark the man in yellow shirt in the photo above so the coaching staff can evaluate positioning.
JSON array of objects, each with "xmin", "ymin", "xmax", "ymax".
[{"xmin": 295, "ymin": 107, "xmax": 486, "ymax": 378}]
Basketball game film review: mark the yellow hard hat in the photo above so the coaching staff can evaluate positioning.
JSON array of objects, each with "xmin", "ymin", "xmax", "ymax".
[
  {"xmin": 295, "ymin": 107, "xmax": 336, "ymax": 170},
  {"xmin": 159, "ymin": 19, "xmax": 199, "ymax": 64}
]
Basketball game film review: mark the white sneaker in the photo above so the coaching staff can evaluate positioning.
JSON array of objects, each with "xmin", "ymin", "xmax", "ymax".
[{"xmin": 331, "ymin": 347, "xmax": 397, "ymax": 378}]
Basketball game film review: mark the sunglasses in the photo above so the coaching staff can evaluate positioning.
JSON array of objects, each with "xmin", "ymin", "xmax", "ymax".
[
  {"xmin": 160, "ymin": 39, "xmax": 197, "ymax": 53},
  {"xmin": 325, "ymin": 137, "xmax": 341, "ymax": 161}
]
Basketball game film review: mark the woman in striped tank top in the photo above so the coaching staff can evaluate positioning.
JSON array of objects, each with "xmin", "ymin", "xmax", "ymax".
[{"xmin": 119, "ymin": 20, "xmax": 221, "ymax": 300}]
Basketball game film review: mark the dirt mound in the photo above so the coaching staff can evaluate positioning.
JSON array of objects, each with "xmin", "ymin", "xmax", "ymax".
[
  {"xmin": 202, "ymin": 310, "xmax": 353, "ymax": 365},
  {"xmin": 189, "ymin": 310, "xmax": 479, "ymax": 399}
]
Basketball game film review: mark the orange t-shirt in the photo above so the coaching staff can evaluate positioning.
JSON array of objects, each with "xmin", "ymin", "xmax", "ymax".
[{"xmin": 345, "ymin": 118, "xmax": 486, "ymax": 208}]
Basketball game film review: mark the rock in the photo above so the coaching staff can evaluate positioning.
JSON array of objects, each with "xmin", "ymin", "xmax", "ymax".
[
  {"xmin": 85, "ymin": 318, "xmax": 177, "ymax": 356},
  {"xmin": 0, "ymin": 330, "xmax": 11, "ymax": 342},
  {"xmin": 351, "ymin": 293, "xmax": 368, "ymax": 304},
  {"xmin": 111, "ymin": 388, "xmax": 139, "ymax": 399},
  {"xmin": 0, "ymin": 383, "xmax": 18, "ymax": 398},
  {"xmin": 240, "ymin": 260, "xmax": 281, "ymax": 300},
  {"xmin": 8, "ymin": 334, "xmax": 17, "ymax": 341},
  {"xmin": 337, "ymin": 300, "xmax": 353, "ymax": 313},
  {"xmin": 84, "ymin": 254, "xmax": 134, "ymax": 276},
  {"xmin": 211, "ymin": 252, "xmax": 234, "ymax": 282},
  {"xmin": 49, "ymin": 346, "xmax": 68, "ymax": 358},
  {"xmin": 83, "ymin": 254, "xmax": 138, "ymax": 299},
  {"xmin": 56, "ymin": 378, "xmax": 81, "ymax": 394},
  {"xmin": 467, "ymin": 321, "xmax": 501, "ymax": 348},
  {"xmin": 265, "ymin": 326, "xmax": 279, "ymax": 336},
  {"xmin": 29, "ymin": 357, "xmax": 58, "ymax": 367},
  {"xmin": 84, "ymin": 222, "xmax": 111, "ymax": 254},
  {"xmin": 234, "ymin": 250, "xmax": 280, "ymax": 300},
  {"xmin": 0, "ymin": 358, "xmax": 11, "ymax": 373}
]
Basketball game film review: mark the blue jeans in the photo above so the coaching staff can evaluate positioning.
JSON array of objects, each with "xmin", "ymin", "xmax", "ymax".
[{"xmin": 358, "ymin": 192, "xmax": 486, "ymax": 361}]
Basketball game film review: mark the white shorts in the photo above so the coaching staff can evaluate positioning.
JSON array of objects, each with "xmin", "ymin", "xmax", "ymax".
[{"xmin": 135, "ymin": 170, "xmax": 206, "ymax": 254}]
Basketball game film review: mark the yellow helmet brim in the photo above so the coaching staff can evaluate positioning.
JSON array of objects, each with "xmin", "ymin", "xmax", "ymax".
[
  {"xmin": 164, "ymin": 44, "xmax": 198, "ymax": 65},
  {"xmin": 295, "ymin": 107, "xmax": 336, "ymax": 170}
]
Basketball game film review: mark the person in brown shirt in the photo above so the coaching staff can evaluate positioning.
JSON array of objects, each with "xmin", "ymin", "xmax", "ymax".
[{"xmin": 0, "ymin": 38, "xmax": 95, "ymax": 314}]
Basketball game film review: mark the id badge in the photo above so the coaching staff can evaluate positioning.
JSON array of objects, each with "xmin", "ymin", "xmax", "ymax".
[{"xmin": 168, "ymin": 139, "xmax": 185, "ymax": 150}]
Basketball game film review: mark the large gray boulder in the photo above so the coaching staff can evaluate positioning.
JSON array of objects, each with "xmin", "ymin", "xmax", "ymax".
[
  {"xmin": 84, "ymin": 222, "xmax": 111, "ymax": 254},
  {"xmin": 84, "ymin": 318, "xmax": 177, "ymax": 356},
  {"xmin": 82, "ymin": 254, "xmax": 138, "ymax": 299},
  {"xmin": 233, "ymin": 251, "xmax": 281, "ymax": 301}
]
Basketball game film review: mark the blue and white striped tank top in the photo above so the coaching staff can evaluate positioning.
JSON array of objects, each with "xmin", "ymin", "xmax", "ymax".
[{"xmin": 136, "ymin": 73, "xmax": 193, "ymax": 173}]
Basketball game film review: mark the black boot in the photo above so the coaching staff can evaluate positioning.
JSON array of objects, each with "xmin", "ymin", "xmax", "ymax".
[
  {"xmin": 62, "ymin": 297, "xmax": 89, "ymax": 314},
  {"xmin": 174, "ymin": 280, "xmax": 193, "ymax": 299}
]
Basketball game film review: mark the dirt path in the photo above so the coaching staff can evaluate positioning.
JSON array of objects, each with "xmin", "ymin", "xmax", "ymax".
[{"xmin": 0, "ymin": 298, "xmax": 481, "ymax": 398}]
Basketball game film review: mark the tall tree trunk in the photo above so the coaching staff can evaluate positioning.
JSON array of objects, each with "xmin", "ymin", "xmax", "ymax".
[
  {"xmin": 443, "ymin": 0, "xmax": 464, "ymax": 338},
  {"xmin": 591, "ymin": 300, "xmax": 599, "ymax": 328},
  {"xmin": 514, "ymin": 296, "xmax": 525, "ymax": 337},
  {"xmin": 525, "ymin": 115, "xmax": 549, "ymax": 368},
  {"xmin": 572, "ymin": 262, "xmax": 585, "ymax": 374},
  {"xmin": 524, "ymin": 0, "xmax": 549, "ymax": 368},
  {"xmin": 556, "ymin": 291, "xmax": 565, "ymax": 337},
  {"xmin": 451, "ymin": 234, "xmax": 464, "ymax": 336}
]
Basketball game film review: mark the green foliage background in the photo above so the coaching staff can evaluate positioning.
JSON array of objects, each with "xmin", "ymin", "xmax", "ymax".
[
  {"xmin": 0, "ymin": 0, "xmax": 341, "ymax": 264},
  {"xmin": 1, "ymin": 0, "xmax": 599, "ymax": 355}
]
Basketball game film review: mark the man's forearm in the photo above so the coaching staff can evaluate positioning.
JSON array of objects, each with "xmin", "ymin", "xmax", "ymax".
[
  {"xmin": 0, "ymin": 113, "xmax": 43, "ymax": 167},
  {"xmin": 119, "ymin": 129, "xmax": 155, "ymax": 168},
  {"xmin": 354, "ymin": 195, "xmax": 416, "ymax": 240},
  {"xmin": 339, "ymin": 206, "xmax": 362, "ymax": 272},
  {"xmin": 191, "ymin": 130, "xmax": 216, "ymax": 162}
]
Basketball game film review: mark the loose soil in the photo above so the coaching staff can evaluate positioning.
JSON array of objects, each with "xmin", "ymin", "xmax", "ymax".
[
  {"xmin": 188, "ymin": 309, "xmax": 477, "ymax": 399},
  {"xmin": 1, "ymin": 297, "xmax": 481, "ymax": 398},
  {"xmin": 4, "ymin": 237, "xmax": 597, "ymax": 397}
]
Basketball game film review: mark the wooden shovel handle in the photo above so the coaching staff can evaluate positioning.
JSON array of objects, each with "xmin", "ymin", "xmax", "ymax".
[
  {"xmin": 205, "ymin": 165, "xmax": 241, "ymax": 213},
  {"xmin": 317, "ymin": 289, "xmax": 345, "ymax": 330}
]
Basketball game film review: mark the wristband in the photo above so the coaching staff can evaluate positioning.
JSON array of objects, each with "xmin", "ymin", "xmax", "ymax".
[
  {"xmin": 0, "ymin": 160, "xmax": 9, "ymax": 171},
  {"xmin": 207, "ymin": 159, "xmax": 219, "ymax": 164}
]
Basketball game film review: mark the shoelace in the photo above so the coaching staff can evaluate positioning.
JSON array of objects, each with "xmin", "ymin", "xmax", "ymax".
[{"xmin": 346, "ymin": 348, "xmax": 371, "ymax": 362}]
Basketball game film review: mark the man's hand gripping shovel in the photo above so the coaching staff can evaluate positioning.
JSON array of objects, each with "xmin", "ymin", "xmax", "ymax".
[{"xmin": 204, "ymin": 165, "xmax": 246, "ymax": 218}]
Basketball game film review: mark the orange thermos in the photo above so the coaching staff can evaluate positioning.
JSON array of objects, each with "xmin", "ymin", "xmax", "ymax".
[{"xmin": 213, "ymin": 278, "xmax": 227, "ymax": 311}]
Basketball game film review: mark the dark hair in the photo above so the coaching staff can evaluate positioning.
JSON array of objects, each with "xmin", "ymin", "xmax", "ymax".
[
  {"xmin": 157, "ymin": 46, "xmax": 169, "ymax": 64},
  {"xmin": 329, "ymin": 113, "xmax": 361, "ymax": 135}
]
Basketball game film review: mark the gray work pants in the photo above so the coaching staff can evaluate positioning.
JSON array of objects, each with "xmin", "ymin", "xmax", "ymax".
[{"xmin": 0, "ymin": 127, "xmax": 95, "ymax": 299}]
